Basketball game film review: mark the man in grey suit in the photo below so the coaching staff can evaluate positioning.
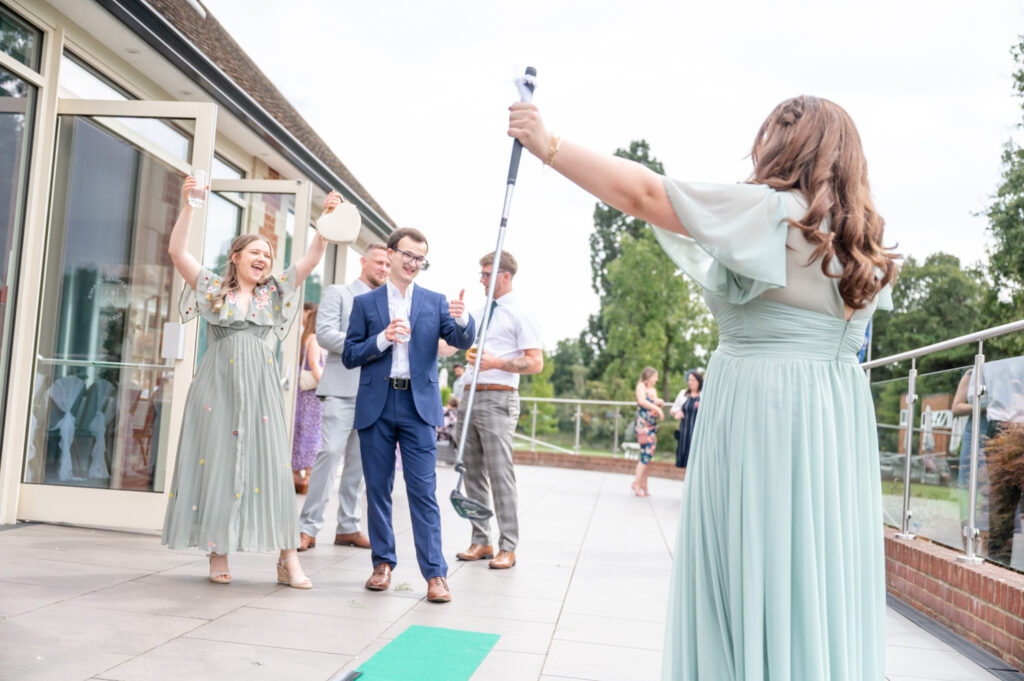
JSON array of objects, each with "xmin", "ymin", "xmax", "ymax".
[{"xmin": 298, "ymin": 207, "xmax": 390, "ymax": 550}]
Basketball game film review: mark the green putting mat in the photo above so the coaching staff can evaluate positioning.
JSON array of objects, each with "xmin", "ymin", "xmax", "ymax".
[{"xmin": 356, "ymin": 625, "xmax": 500, "ymax": 681}]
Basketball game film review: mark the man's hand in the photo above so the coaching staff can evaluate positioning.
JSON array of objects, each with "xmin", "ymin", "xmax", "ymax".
[
  {"xmin": 384, "ymin": 318, "xmax": 411, "ymax": 343},
  {"xmin": 476, "ymin": 350, "xmax": 502, "ymax": 372},
  {"xmin": 322, "ymin": 190, "xmax": 341, "ymax": 215},
  {"xmin": 448, "ymin": 289, "xmax": 466, "ymax": 319}
]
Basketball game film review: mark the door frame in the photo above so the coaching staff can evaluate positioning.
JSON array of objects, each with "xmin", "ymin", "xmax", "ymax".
[{"xmin": 14, "ymin": 97, "xmax": 217, "ymax": 530}]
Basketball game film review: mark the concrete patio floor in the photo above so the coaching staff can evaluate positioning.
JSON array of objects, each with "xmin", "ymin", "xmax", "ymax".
[{"xmin": 0, "ymin": 464, "xmax": 1005, "ymax": 681}]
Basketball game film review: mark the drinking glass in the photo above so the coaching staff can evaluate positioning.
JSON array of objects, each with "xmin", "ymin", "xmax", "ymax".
[{"xmin": 187, "ymin": 168, "xmax": 207, "ymax": 207}]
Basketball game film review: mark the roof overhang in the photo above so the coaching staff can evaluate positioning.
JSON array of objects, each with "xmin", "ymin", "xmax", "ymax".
[{"xmin": 93, "ymin": 0, "xmax": 393, "ymax": 240}]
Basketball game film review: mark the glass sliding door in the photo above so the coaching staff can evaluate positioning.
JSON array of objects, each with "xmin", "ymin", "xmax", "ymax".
[
  {"xmin": 0, "ymin": 59, "xmax": 38, "ymax": 488},
  {"xmin": 17, "ymin": 98, "xmax": 215, "ymax": 530}
]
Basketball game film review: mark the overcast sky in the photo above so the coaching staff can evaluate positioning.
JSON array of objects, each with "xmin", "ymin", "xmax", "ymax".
[{"xmin": 204, "ymin": 0, "xmax": 1024, "ymax": 349}]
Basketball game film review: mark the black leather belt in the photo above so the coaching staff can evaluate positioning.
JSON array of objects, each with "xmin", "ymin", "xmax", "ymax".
[{"xmin": 388, "ymin": 377, "xmax": 411, "ymax": 390}]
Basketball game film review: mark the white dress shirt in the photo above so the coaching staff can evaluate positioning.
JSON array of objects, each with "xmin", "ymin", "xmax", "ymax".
[
  {"xmin": 375, "ymin": 279, "xmax": 469, "ymax": 380},
  {"xmin": 465, "ymin": 291, "xmax": 542, "ymax": 389}
]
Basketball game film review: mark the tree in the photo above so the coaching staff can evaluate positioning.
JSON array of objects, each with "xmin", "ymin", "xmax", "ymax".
[
  {"xmin": 870, "ymin": 252, "xmax": 987, "ymax": 378},
  {"xmin": 518, "ymin": 350, "xmax": 558, "ymax": 435},
  {"xmin": 986, "ymin": 36, "xmax": 1024, "ymax": 316},
  {"xmin": 982, "ymin": 35, "xmax": 1024, "ymax": 360},
  {"xmin": 600, "ymin": 234, "xmax": 715, "ymax": 399},
  {"xmin": 578, "ymin": 140, "xmax": 667, "ymax": 376},
  {"xmin": 588, "ymin": 140, "xmax": 665, "ymax": 298}
]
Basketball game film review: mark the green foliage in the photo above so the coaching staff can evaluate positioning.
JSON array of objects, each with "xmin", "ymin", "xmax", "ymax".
[
  {"xmin": 519, "ymin": 350, "xmax": 558, "ymax": 434},
  {"xmin": 589, "ymin": 140, "xmax": 665, "ymax": 298},
  {"xmin": 980, "ymin": 35, "xmax": 1024, "ymax": 355},
  {"xmin": 549, "ymin": 139, "xmax": 717, "ymax": 401},
  {"xmin": 871, "ymin": 253, "xmax": 987, "ymax": 377},
  {"xmin": 440, "ymin": 385, "xmax": 451, "ymax": 407},
  {"xmin": 601, "ymin": 235, "xmax": 715, "ymax": 399}
]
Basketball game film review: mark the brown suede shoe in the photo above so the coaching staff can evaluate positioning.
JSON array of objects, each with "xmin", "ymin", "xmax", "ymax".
[
  {"xmin": 335, "ymin": 531, "xmax": 371, "ymax": 549},
  {"xmin": 455, "ymin": 543, "xmax": 494, "ymax": 561},
  {"xmin": 426, "ymin": 576, "xmax": 451, "ymax": 603},
  {"xmin": 365, "ymin": 563, "xmax": 391, "ymax": 591},
  {"xmin": 488, "ymin": 550, "xmax": 516, "ymax": 569},
  {"xmin": 298, "ymin": 533, "xmax": 316, "ymax": 552}
]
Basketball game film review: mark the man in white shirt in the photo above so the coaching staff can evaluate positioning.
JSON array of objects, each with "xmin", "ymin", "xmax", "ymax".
[{"xmin": 455, "ymin": 251, "xmax": 543, "ymax": 569}]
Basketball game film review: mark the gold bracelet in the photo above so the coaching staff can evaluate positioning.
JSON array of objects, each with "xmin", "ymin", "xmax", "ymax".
[{"xmin": 544, "ymin": 135, "xmax": 562, "ymax": 166}]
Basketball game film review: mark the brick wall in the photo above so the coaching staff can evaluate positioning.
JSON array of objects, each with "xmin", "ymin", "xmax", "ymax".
[
  {"xmin": 513, "ymin": 450, "xmax": 685, "ymax": 480},
  {"xmin": 885, "ymin": 526, "xmax": 1024, "ymax": 671}
]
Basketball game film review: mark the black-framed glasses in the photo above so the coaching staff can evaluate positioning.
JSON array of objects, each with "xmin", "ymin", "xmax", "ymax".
[
  {"xmin": 395, "ymin": 248, "xmax": 429, "ymax": 270},
  {"xmin": 479, "ymin": 269, "xmax": 508, "ymax": 280}
]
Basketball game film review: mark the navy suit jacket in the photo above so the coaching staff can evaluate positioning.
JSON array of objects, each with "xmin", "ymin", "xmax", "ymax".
[{"xmin": 342, "ymin": 284, "xmax": 475, "ymax": 429}]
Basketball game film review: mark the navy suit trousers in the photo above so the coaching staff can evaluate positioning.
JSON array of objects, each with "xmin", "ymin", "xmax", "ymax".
[{"xmin": 358, "ymin": 386, "xmax": 447, "ymax": 580}]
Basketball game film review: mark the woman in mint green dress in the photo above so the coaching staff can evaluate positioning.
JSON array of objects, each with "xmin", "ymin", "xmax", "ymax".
[
  {"xmin": 509, "ymin": 97, "xmax": 898, "ymax": 680},
  {"xmin": 162, "ymin": 177, "xmax": 328, "ymax": 589}
]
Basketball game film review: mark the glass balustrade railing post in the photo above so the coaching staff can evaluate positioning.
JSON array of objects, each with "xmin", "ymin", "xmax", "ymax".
[
  {"xmin": 958, "ymin": 341, "xmax": 986, "ymax": 564},
  {"xmin": 530, "ymin": 401, "xmax": 538, "ymax": 453},
  {"xmin": 896, "ymin": 358, "xmax": 918, "ymax": 540},
  {"xmin": 613, "ymin": 408, "xmax": 620, "ymax": 455},
  {"xmin": 574, "ymin": 403, "xmax": 582, "ymax": 455}
]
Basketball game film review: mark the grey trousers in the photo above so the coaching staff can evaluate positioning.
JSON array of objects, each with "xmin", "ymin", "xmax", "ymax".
[
  {"xmin": 298, "ymin": 396, "xmax": 364, "ymax": 536},
  {"xmin": 458, "ymin": 391, "xmax": 520, "ymax": 551}
]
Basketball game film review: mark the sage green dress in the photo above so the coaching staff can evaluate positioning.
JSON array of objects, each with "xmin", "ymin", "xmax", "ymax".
[
  {"xmin": 654, "ymin": 180, "xmax": 891, "ymax": 681},
  {"xmin": 162, "ymin": 265, "xmax": 301, "ymax": 554}
]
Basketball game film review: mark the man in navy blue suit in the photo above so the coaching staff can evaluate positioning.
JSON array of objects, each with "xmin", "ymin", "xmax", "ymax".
[{"xmin": 342, "ymin": 228, "xmax": 475, "ymax": 603}]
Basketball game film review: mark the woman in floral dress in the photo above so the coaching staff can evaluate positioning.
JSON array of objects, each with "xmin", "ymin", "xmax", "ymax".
[
  {"xmin": 292, "ymin": 302, "xmax": 324, "ymax": 493},
  {"xmin": 162, "ymin": 177, "xmax": 329, "ymax": 589}
]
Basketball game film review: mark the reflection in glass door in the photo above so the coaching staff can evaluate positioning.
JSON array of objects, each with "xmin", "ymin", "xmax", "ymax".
[
  {"xmin": 0, "ymin": 64, "xmax": 37, "ymax": 483},
  {"xmin": 24, "ymin": 109, "xmax": 206, "ymax": 493}
]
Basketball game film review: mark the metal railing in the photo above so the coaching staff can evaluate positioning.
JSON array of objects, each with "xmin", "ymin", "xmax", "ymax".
[
  {"xmin": 863, "ymin": 318, "xmax": 1024, "ymax": 566},
  {"xmin": 517, "ymin": 397, "xmax": 639, "ymax": 456}
]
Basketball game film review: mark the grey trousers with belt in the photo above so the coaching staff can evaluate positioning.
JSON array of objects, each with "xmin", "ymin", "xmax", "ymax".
[
  {"xmin": 299, "ymin": 396, "xmax": 364, "ymax": 536},
  {"xmin": 458, "ymin": 390, "xmax": 521, "ymax": 551}
]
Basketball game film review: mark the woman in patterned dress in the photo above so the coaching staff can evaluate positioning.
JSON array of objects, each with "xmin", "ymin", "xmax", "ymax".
[
  {"xmin": 292, "ymin": 302, "xmax": 325, "ymax": 493},
  {"xmin": 162, "ymin": 177, "xmax": 328, "ymax": 589},
  {"xmin": 633, "ymin": 366, "xmax": 664, "ymax": 496}
]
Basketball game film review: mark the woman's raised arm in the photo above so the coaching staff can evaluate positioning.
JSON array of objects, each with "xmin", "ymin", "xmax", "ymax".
[
  {"xmin": 167, "ymin": 176, "xmax": 204, "ymax": 289},
  {"xmin": 508, "ymin": 102, "xmax": 687, "ymax": 236}
]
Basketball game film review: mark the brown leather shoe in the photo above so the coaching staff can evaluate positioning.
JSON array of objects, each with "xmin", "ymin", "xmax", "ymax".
[
  {"xmin": 426, "ymin": 576, "xmax": 451, "ymax": 603},
  {"xmin": 335, "ymin": 531, "xmax": 371, "ymax": 549},
  {"xmin": 365, "ymin": 563, "xmax": 391, "ymax": 591},
  {"xmin": 298, "ymin": 532, "xmax": 316, "ymax": 551},
  {"xmin": 489, "ymin": 550, "xmax": 516, "ymax": 569},
  {"xmin": 456, "ymin": 543, "xmax": 494, "ymax": 561}
]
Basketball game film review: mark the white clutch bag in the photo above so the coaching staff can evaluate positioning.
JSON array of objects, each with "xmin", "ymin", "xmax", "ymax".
[{"xmin": 316, "ymin": 202, "xmax": 361, "ymax": 244}]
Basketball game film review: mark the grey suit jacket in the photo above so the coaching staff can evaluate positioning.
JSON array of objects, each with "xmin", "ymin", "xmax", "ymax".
[{"xmin": 315, "ymin": 280, "xmax": 367, "ymax": 398}]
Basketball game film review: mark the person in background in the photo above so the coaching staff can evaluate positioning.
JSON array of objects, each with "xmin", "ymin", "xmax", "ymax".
[
  {"xmin": 292, "ymin": 302, "xmax": 324, "ymax": 494},
  {"xmin": 670, "ymin": 370, "xmax": 703, "ymax": 476},
  {"xmin": 342, "ymin": 227, "xmax": 475, "ymax": 603},
  {"xmin": 451, "ymin": 362, "xmax": 468, "ymax": 395},
  {"xmin": 632, "ymin": 366, "xmax": 664, "ymax": 497},
  {"xmin": 455, "ymin": 251, "xmax": 543, "ymax": 570}
]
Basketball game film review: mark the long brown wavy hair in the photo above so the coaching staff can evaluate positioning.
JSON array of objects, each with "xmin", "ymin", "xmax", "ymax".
[
  {"xmin": 750, "ymin": 95, "xmax": 899, "ymax": 310},
  {"xmin": 212, "ymin": 234, "xmax": 275, "ymax": 311},
  {"xmin": 301, "ymin": 302, "xmax": 318, "ymax": 349}
]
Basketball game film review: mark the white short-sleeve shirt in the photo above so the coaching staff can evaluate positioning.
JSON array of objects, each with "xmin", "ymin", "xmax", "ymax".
[{"xmin": 467, "ymin": 291, "xmax": 542, "ymax": 389}]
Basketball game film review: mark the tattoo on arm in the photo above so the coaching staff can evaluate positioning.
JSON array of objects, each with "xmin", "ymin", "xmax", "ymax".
[{"xmin": 500, "ymin": 357, "xmax": 533, "ymax": 373}]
